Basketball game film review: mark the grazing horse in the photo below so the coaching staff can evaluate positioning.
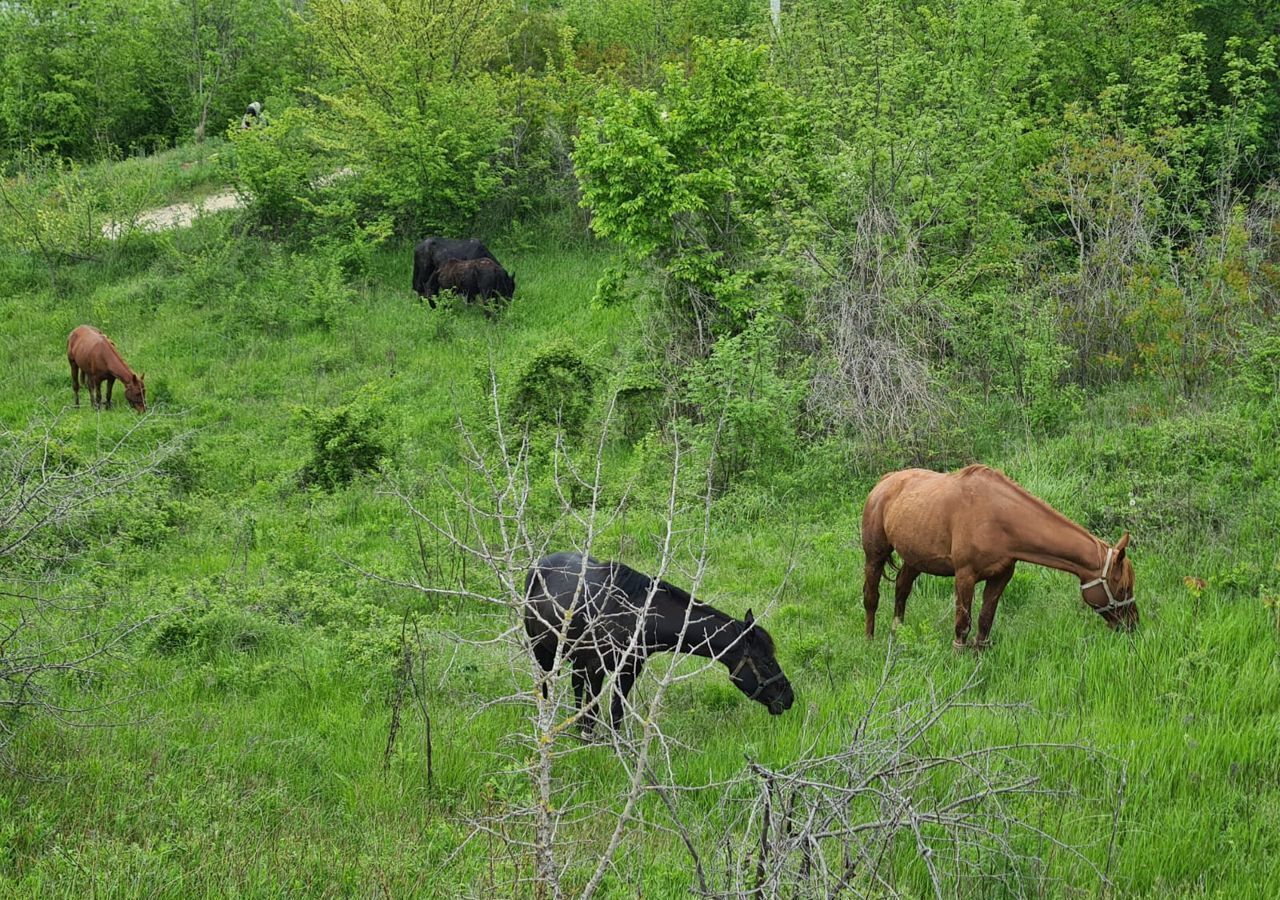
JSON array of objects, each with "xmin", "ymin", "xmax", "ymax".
[
  {"xmin": 67, "ymin": 325, "xmax": 146, "ymax": 412},
  {"xmin": 434, "ymin": 257, "xmax": 515, "ymax": 310},
  {"xmin": 411, "ymin": 236, "xmax": 500, "ymax": 308},
  {"xmin": 861, "ymin": 465, "xmax": 1137, "ymax": 648},
  {"xmin": 525, "ymin": 552, "xmax": 794, "ymax": 732}
]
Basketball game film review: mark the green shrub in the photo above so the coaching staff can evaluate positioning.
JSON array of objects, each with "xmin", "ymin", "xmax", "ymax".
[
  {"xmin": 225, "ymin": 106, "xmax": 328, "ymax": 233},
  {"xmin": 682, "ymin": 320, "xmax": 805, "ymax": 490},
  {"xmin": 509, "ymin": 341, "xmax": 599, "ymax": 437},
  {"xmin": 298, "ymin": 390, "xmax": 394, "ymax": 489}
]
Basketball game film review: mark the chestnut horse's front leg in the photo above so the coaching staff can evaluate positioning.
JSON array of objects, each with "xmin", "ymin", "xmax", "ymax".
[
  {"xmin": 974, "ymin": 564, "xmax": 1016, "ymax": 648},
  {"xmin": 104, "ymin": 376, "xmax": 115, "ymax": 409},
  {"xmin": 953, "ymin": 571, "xmax": 977, "ymax": 649}
]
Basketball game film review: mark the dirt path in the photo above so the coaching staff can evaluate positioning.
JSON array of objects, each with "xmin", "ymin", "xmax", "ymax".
[
  {"xmin": 101, "ymin": 168, "xmax": 352, "ymax": 239},
  {"xmin": 102, "ymin": 189, "xmax": 242, "ymax": 239}
]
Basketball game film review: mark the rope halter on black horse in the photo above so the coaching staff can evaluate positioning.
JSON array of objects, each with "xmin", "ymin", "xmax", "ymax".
[
  {"xmin": 729, "ymin": 653, "xmax": 787, "ymax": 701},
  {"xmin": 1081, "ymin": 546, "xmax": 1135, "ymax": 614}
]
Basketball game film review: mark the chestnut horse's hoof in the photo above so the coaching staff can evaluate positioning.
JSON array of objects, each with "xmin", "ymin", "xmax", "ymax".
[{"xmin": 952, "ymin": 639, "xmax": 968, "ymax": 651}]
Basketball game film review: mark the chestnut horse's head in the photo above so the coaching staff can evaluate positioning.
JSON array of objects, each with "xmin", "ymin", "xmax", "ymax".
[
  {"xmin": 1081, "ymin": 533, "xmax": 1137, "ymax": 631},
  {"xmin": 124, "ymin": 373, "xmax": 146, "ymax": 413},
  {"xmin": 728, "ymin": 610, "xmax": 795, "ymax": 715}
]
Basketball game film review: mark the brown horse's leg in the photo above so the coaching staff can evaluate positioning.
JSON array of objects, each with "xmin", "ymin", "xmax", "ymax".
[
  {"xmin": 104, "ymin": 375, "xmax": 115, "ymax": 409},
  {"xmin": 953, "ymin": 571, "xmax": 977, "ymax": 649},
  {"xmin": 892, "ymin": 564, "xmax": 920, "ymax": 627},
  {"xmin": 863, "ymin": 558, "xmax": 887, "ymax": 638},
  {"xmin": 89, "ymin": 376, "xmax": 102, "ymax": 410},
  {"xmin": 974, "ymin": 564, "xmax": 1015, "ymax": 649},
  {"xmin": 69, "ymin": 360, "xmax": 80, "ymax": 407}
]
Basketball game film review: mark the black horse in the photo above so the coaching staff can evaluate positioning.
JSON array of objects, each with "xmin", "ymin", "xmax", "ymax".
[
  {"xmin": 411, "ymin": 236, "xmax": 500, "ymax": 307},
  {"xmin": 524, "ymin": 552, "xmax": 794, "ymax": 732}
]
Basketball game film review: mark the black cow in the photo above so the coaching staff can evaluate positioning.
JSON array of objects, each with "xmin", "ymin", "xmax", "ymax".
[
  {"xmin": 411, "ymin": 236, "xmax": 500, "ymax": 307},
  {"xmin": 435, "ymin": 258, "xmax": 515, "ymax": 312}
]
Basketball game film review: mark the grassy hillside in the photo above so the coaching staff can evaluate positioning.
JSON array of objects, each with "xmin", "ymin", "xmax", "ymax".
[{"xmin": 2, "ymin": 177, "xmax": 1279, "ymax": 898}]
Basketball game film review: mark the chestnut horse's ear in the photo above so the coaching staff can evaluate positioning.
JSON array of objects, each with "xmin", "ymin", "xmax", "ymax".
[
  {"xmin": 1115, "ymin": 532, "xmax": 1131, "ymax": 561},
  {"xmin": 744, "ymin": 609, "xmax": 755, "ymax": 627}
]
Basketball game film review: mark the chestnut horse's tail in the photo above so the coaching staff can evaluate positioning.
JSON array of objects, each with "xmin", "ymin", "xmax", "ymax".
[{"xmin": 883, "ymin": 553, "xmax": 901, "ymax": 583}]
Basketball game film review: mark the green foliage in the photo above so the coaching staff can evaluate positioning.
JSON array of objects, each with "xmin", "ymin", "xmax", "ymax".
[
  {"xmin": 226, "ymin": 106, "xmax": 329, "ymax": 233},
  {"xmin": 298, "ymin": 390, "xmax": 394, "ymax": 490},
  {"xmin": 575, "ymin": 38, "xmax": 821, "ymax": 337},
  {"xmin": 0, "ymin": 0, "xmax": 299, "ymax": 159},
  {"xmin": 945, "ymin": 287, "xmax": 1082, "ymax": 432},
  {"xmin": 508, "ymin": 341, "xmax": 599, "ymax": 437},
  {"xmin": 299, "ymin": 0, "xmax": 514, "ymax": 237},
  {"xmin": 682, "ymin": 320, "xmax": 805, "ymax": 489}
]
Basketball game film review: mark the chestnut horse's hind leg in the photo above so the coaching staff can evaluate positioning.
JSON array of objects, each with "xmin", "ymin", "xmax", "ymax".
[
  {"xmin": 69, "ymin": 359, "xmax": 81, "ymax": 407},
  {"xmin": 892, "ymin": 564, "xmax": 921, "ymax": 627},
  {"xmin": 953, "ymin": 570, "xmax": 977, "ymax": 649},
  {"xmin": 974, "ymin": 564, "xmax": 1015, "ymax": 648},
  {"xmin": 863, "ymin": 557, "xmax": 888, "ymax": 638}
]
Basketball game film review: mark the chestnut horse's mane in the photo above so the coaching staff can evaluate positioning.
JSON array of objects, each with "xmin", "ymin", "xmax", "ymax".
[{"xmin": 956, "ymin": 464, "xmax": 1098, "ymax": 544}]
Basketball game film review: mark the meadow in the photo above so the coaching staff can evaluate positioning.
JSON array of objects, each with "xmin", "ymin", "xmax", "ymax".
[
  {"xmin": 1, "ymin": 145, "xmax": 1278, "ymax": 896},
  {"xmin": 4, "ymin": 1, "xmax": 1280, "ymax": 895}
]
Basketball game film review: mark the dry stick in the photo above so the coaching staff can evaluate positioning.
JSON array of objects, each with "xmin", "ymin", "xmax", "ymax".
[
  {"xmin": 1099, "ymin": 762, "xmax": 1127, "ymax": 900},
  {"xmin": 383, "ymin": 613, "xmax": 413, "ymax": 773},
  {"xmin": 410, "ymin": 617, "xmax": 434, "ymax": 789}
]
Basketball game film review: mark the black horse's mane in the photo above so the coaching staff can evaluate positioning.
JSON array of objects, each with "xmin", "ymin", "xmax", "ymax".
[
  {"xmin": 606, "ymin": 559, "xmax": 695, "ymax": 608},
  {"xmin": 604, "ymin": 558, "xmax": 773, "ymax": 650}
]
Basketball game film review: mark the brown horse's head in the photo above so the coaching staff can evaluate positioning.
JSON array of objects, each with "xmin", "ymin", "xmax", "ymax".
[
  {"xmin": 1082, "ymin": 533, "xmax": 1137, "ymax": 631},
  {"xmin": 728, "ymin": 610, "xmax": 795, "ymax": 715},
  {"xmin": 125, "ymin": 373, "xmax": 146, "ymax": 413}
]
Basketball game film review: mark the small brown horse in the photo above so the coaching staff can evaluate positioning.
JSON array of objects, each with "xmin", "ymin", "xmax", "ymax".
[
  {"xmin": 67, "ymin": 325, "xmax": 146, "ymax": 412},
  {"xmin": 862, "ymin": 465, "xmax": 1136, "ymax": 648}
]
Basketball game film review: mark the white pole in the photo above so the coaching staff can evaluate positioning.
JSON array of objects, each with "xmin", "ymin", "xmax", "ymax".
[{"xmin": 770, "ymin": 0, "xmax": 781, "ymax": 34}]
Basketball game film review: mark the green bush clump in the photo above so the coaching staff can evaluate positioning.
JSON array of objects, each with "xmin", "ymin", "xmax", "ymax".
[
  {"xmin": 509, "ymin": 341, "xmax": 600, "ymax": 437},
  {"xmin": 297, "ymin": 390, "xmax": 394, "ymax": 490}
]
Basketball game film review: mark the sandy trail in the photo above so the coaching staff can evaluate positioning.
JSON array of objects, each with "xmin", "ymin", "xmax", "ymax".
[
  {"xmin": 101, "ymin": 168, "xmax": 351, "ymax": 239},
  {"xmin": 102, "ymin": 189, "xmax": 242, "ymax": 239}
]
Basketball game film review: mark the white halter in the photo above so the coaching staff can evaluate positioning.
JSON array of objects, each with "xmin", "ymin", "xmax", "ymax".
[{"xmin": 1081, "ymin": 547, "xmax": 1135, "ymax": 613}]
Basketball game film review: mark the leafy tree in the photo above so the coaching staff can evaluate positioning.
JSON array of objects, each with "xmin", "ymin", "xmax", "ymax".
[{"xmin": 575, "ymin": 38, "xmax": 821, "ymax": 345}]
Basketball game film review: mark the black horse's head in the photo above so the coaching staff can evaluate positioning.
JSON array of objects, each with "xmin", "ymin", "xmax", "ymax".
[{"xmin": 728, "ymin": 610, "xmax": 794, "ymax": 715}]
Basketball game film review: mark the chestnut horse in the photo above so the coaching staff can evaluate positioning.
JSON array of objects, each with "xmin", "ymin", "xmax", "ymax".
[
  {"xmin": 861, "ymin": 465, "xmax": 1136, "ymax": 648},
  {"xmin": 67, "ymin": 325, "xmax": 146, "ymax": 412}
]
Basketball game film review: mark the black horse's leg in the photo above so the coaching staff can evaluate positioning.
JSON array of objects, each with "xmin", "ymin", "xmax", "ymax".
[
  {"xmin": 573, "ymin": 663, "xmax": 604, "ymax": 735},
  {"xmin": 974, "ymin": 564, "xmax": 1015, "ymax": 648},
  {"xmin": 863, "ymin": 557, "xmax": 887, "ymax": 639},
  {"xmin": 892, "ymin": 564, "xmax": 921, "ymax": 627},
  {"xmin": 532, "ymin": 640, "xmax": 556, "ymax": 701},
  {"xmin": 953, "ymin": 570, "xmax": 977, "ymax": 649},
  {"xmin": 610, "ymin": 659, "xmax": 643, "ymax": 729}
]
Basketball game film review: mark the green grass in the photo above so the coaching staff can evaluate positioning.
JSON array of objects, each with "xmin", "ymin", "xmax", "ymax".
[{"xmin": 2, "ymin": 202, "xmax": 1279, "ymax": 897}]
